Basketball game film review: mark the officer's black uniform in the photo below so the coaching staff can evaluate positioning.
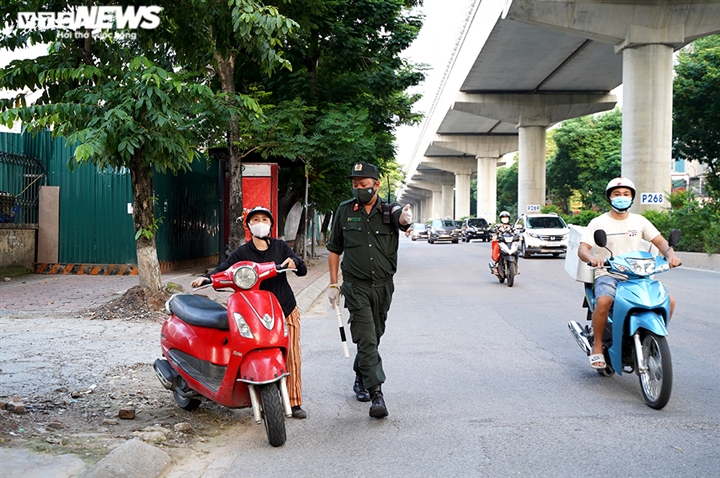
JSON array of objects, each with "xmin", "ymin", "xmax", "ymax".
[{"xmin": 327, "ymin": 186, "xmax": 409, "ymax": 392}]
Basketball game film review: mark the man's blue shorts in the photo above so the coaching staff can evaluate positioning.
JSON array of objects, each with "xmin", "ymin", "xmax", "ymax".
[{"xmin": 594, "ymin": 275, "xmax": 620, "ymax": 299}]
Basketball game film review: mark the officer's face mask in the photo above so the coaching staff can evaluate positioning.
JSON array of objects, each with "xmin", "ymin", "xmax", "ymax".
[
  {"xmin": 354, "ymin": 187, "xmax": 376, "ymax": 205},
  {"xmin": 249, "ymin": 222, "xmax": 271, "ymax": 238},
  {"xmin": 610, "ymin": 196, "xmax": 633, "ymax": 212}
]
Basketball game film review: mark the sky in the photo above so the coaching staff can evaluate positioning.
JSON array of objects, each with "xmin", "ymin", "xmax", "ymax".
[{"xmin": 394, "ymin": 0, "xmax": 476, "ymax": 167}]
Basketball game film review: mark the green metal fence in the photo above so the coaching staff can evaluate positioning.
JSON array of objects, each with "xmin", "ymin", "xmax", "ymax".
[{"xmin": 0, "ymin": 131, "xmax": 219, "ymax": 264}]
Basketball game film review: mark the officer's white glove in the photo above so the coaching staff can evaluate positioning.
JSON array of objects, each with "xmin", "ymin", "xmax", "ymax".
[
  {"xmin": 327, "ymin": 284, "xmax": 341, "ymax": 307},
  {"xmin": 400, "ymin": 204, "xmax": 412, "ymax": 225}
]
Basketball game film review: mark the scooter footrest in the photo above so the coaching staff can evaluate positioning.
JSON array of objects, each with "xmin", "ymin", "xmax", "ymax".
[{"xmin": 167, "ymin": 348, "xmax": 226, "ymax": 393}]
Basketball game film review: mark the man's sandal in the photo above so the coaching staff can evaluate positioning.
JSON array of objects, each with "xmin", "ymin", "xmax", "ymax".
[{"xmin": 589, "ymin": 353, "xmax": 606, "ymax": 369}]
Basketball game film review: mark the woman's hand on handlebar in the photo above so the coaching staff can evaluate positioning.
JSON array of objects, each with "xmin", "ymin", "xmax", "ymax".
[
  {"xmin": 191, "ymin": 277, "xmax": 211, "ymax": 288},
  {"xmin": 279, "ymin": 258, "xmax": 296, "ymax": 270}
]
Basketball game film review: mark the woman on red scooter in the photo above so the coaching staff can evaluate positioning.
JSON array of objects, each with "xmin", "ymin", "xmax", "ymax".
[{"xmin": 191, "ymin": 206, "xmax": 308, "ymax": 418}]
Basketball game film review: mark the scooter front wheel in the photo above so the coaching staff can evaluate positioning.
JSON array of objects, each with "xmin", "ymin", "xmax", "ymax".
[
  {"xmin": 260, "ymin": 383, "xmax": 286, "ymax": 447},
  {"xmin": 507, "ymin": 262, "xmax": 516, "ymax": 287},
  {"xmin": 638, "ymin": 331, "xmax": 672, "ymax": 410}
]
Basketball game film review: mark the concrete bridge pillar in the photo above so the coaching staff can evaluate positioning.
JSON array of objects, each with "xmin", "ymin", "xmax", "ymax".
[
  {"xmin": 455, "ymin": 172, "xmax": 472, "ymax": 219},
  {"xmin": 432, "ymin": 190, "xmax": 443, "ymax": 220},
  {"xmin": 452, "ymin": 93, "xmax": 616, "ymax": 216},
  {"xmin": 476, "ymin": 156, "xmax": 498, "ymax": 223},
  {"xmin": 517, "ymin": 125, "xmax": 547, "ymax": 216},
  {"xmin": 441, "ymin": 183, "xmax": 454, "ymax": 218},
  {"xmin": 621, "ymin": 44, "xmax": 674, "ymax": 212}
]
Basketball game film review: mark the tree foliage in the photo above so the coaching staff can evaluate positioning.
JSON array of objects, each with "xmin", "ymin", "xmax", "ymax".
[
  {"xmin": 496, "ymin": 160, "xmax": 518, "ymax": 218},
  {"xmin": 235, "ymin": 0, "xmax": 425, "ymax": 219},
  {"xmin": 546, "ymin": 108, "xmax": 622, "ymax": 212},
  {"xmin": 673, "ymin": 34, "xmax": 720, "ymax": 197}
]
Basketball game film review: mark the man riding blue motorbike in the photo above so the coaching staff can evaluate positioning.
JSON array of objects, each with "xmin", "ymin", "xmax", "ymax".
[{"xmin": 577, "ymin": 177, "xmax": 682, "ymax": 370}]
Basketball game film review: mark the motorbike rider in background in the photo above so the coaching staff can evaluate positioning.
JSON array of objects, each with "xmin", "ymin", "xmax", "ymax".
[
  {"xmin": 490, "ymin": 210, "xmax": 520, "ymax": 275},
  {"xmin": 577, "ymin": 177, "xmax": 682, "ymax": 370}
]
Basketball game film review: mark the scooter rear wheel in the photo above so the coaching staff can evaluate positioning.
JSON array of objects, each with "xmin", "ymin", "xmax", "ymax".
[
  {"xmin": 638, "ymin": 331, "xmax": 672, "ymax": 410},
  {"xmin": 173, "ymin": 389, "xmax": 201, "ymax": 411},
  {"xmin": 260, "ymin": 383, "xmax": 286, "ymax": 447}
]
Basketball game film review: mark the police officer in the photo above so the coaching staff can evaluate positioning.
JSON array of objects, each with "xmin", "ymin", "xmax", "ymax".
[{"xmin": 326, "ymin": 162, "xmax": 412, "ymax": 419}]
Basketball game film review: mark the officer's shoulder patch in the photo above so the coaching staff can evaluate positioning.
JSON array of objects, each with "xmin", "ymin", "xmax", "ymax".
[{"xmin": 391, "ymin": 206, "xmax": 401, "ymax": 214}]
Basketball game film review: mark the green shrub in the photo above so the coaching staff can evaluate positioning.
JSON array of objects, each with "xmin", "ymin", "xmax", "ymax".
[
  {"xmin": 643, "ymin": 191, "xmax": 720, "ymax": 254},
  {"xmin": 563, "ymin": 210, "xmax": 601, "ymax": 227},
  {"xmin": 541, "ymin": 204, "xmax": 562, "ymax": 215},
  {"xmin": 702, "ymin": 218, "xmax": 720, "ymax": 255}
]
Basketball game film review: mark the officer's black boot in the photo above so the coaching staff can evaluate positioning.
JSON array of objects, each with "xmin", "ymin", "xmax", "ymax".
[
  {"xmin": 368, "ymin": 385, "xmax": 388, "ymax": 419},
  {"xmin": 353, "ymin": 374, "xmax": 371, "ymax": 402}
]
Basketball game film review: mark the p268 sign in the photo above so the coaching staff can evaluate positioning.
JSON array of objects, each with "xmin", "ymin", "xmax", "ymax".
[{"xmin": 640, "ymin": 193, "xmax": 664, "ymax": 205}]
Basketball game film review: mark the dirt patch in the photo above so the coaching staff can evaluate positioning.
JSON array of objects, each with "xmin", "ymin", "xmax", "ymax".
[
  {"xmin": 82, "ymin": 285, "xmax": 175, "ymax": 321},
  {"xmin": 0, "ymin": 286, "xmax": 248, "ymax": 467}
]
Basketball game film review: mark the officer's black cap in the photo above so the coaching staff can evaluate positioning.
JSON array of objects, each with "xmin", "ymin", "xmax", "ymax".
[{"xmin": 346, "ymin": 162, "xmax": 379, "ymax": 181}]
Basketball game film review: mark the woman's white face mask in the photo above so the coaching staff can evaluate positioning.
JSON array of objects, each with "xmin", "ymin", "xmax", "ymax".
[
  {"xmin": 500, "ymin": 217, "xmax": 509, "ymax": 224},
  {"xmin": 249, "ymin": 222, "xmax": 271, "ymax": 238}
]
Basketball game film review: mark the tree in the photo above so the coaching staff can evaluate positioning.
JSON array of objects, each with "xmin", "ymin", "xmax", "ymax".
[
  {"xmin": 233, "ymin": 0, "xmax": 424, "ymax": 245},
  {"xmin": 546, "ymin": 108, "xmax": 622, "ymax": 211},
  {"xmin": 673, "ymin": 34, "xmax": 720, "ymax": 197},
  {"xmin": 0, "ymin": 0, "xmax": 290, "ymax": 290},
  {"xmin": 1, "ymin": 40, "xmax": 229, "ymax": 290},
  {"xmin": 145, "ymin": 0, "xmax": 297, "ymax": 249}
]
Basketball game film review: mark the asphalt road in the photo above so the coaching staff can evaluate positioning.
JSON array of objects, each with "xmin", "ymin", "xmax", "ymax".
[{"xmin": 166, "ymin": 237, "xmax": 720, "ymax": 477}]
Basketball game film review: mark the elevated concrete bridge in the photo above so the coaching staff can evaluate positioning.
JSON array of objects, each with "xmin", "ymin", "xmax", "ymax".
[{"xmin": 397, "ymin": 0, "xmax": 720, "ymax": 223}]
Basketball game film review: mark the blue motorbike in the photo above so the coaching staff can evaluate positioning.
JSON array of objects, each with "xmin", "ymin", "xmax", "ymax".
[{"xmin": 568, "ymin": 229, "xmax": 681, "ymax": 409}]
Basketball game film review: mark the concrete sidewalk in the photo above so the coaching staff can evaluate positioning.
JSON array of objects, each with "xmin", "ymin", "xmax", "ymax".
[{"xmin": 0, "ymin": 247, "xmax": 331, "ymax": 478}]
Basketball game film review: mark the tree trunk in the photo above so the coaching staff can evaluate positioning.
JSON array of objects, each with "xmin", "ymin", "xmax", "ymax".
[
  {"xmin": 129, "ymin": 155, "xmax": 162, "ymax": 292},
  {"xmin": 320, "ymin": 211, "xmax": 332, "ymax": 244},
  {"xmin": 214, "ymin": 52, "xmax": 244, "ymax": 249},
  {"xmin": 293, "ymin": 206, "xmax": 306, "ymax": 256}
]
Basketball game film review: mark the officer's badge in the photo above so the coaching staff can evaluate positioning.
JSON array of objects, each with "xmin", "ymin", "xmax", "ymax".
[{"xmin": 354, "ymin": 163, "xmax": 363, "ymax": 171}]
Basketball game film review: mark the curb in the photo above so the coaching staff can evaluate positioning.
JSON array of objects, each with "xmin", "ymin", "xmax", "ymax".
[
  {"xmin": 295, "ymin": 270, "xmax": 331, "ymax": 314},
  {"xmin": 675, "ymin": 251, "xmax": 720, "ymax": 272}
]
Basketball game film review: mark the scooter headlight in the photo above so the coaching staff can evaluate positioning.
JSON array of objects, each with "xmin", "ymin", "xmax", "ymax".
[
  {"xmin": 626, "ymin": 258, "xmax": 656, "ymax": 276},
  {"xmin": 233, "ymin": 266, "xmax": 258, "ymax": 289},
  {"xmin": 233, "ymin": 312, "xmax": 254, "ymax": 339}
]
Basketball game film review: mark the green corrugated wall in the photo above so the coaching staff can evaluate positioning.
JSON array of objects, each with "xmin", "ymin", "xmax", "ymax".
[{"xmin": 0, "ymin": 131, "xmax": 218, "ymax": 263}]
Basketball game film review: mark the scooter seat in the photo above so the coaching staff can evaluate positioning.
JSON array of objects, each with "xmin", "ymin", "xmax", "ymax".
[{"xmin": 170, "ymin": 295, "xmax": 229, "ymax": 330}]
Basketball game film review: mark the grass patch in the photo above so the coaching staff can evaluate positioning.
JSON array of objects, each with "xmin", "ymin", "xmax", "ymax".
[{"xmin": 0, "ymin": 265, "xmax": 34, "ymax": 278}]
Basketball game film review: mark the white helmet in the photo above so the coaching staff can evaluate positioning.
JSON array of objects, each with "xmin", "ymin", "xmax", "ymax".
[{"xmin": 605, "ymin": 177, "xmax": 636, "ymax": 202}]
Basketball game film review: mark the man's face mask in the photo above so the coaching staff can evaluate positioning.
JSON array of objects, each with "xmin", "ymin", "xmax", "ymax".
[
  {"xmin": 500, "ymin": 217, "xmax": 509, "ymax": 224},
  {"xmin": 249, "ymin": 222, "xmax": 271, "ymax": 238},
  {"xmin": 611, "ymin": 196, "xmax": 633, "ymax": 212},
  {"xmin": 354, "ymin": 187, "xmax": 376, "ymax": 205}
]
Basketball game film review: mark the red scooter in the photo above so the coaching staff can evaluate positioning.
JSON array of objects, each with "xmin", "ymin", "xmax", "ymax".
[{"xmin": 153, "ymin": 261, "xmax": 293, "ymax": 447}]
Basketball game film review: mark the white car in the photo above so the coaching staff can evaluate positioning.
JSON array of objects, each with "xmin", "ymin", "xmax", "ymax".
[{"xmin": 514, "ymin": 213, "xmax": 569, "ymax": 258}]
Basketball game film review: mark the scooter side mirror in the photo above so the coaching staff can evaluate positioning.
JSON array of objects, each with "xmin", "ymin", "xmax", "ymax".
[
  {"xmin": 668, "ymin": 229, "xmax": 681, "ymax": 248},
  {"xmin": 593, "ymin": 229, "xmax": 607, "ymax": 248}
]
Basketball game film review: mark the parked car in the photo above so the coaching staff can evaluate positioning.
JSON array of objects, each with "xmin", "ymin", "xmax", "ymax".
[
  {"xmin": 428, "ymin": 219, "xmax": 459, "ymax": 244},
  {"xmin": 410, "ymin": 223, "xmax": 428, "ymax": 241},
  {"xmin": 461, "ymin": 217, "xmax": 491, "ymax": 242},
  {"xmin": 514, "ymin": 213, "xmax": 569, "ymax": 258}
]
